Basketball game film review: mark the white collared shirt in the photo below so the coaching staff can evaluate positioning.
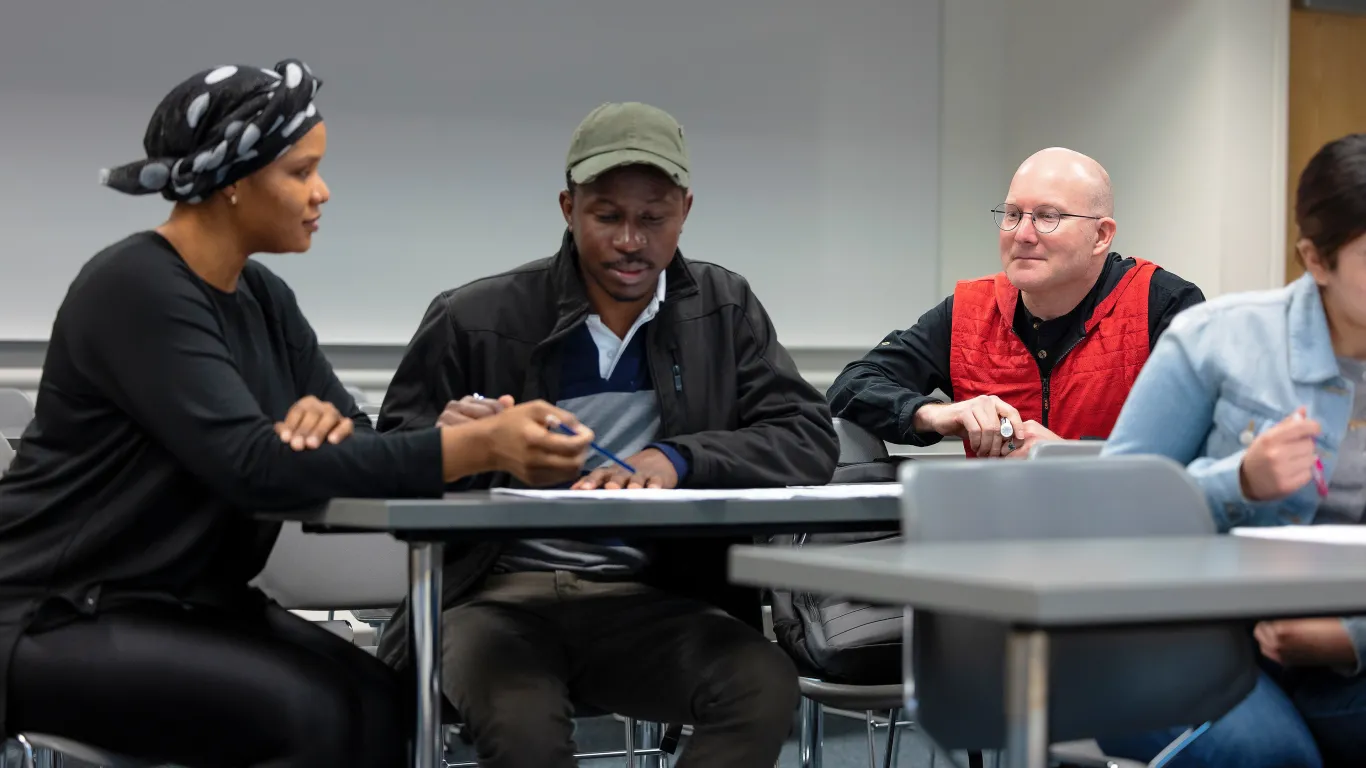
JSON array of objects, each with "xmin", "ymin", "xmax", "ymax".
[{"xmin": 584, "ymin": 271, "xmax": 667, "ymax": 379}]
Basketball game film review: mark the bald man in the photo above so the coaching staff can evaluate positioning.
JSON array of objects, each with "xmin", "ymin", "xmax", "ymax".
[{"xmin": 829, "ymin": 148, "xmax": 1205, "ymax": 458}]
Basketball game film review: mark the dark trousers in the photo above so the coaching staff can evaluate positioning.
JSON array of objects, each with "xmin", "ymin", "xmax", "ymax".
[
  {"xmin": 442, "ymin": 571, "xmax": 799, "ymax": 768},
  {"xmin": 7, "ymin": 600, "xmax": 406, "ymax": 768}
]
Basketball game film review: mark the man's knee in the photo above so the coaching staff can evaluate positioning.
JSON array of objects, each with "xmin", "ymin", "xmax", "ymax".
[
  {"xmin": 704, "ymin": 637, "xmax": 801, "ymax": 729},
  {"xmin": 451, "ymin": 679, "xmax": 578, "ymax": 767}
]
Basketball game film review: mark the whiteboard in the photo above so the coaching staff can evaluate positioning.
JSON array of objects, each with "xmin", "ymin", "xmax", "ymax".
[{"xmin": 0, "ymin": 0, "xmax": 941, "ymax": 347}]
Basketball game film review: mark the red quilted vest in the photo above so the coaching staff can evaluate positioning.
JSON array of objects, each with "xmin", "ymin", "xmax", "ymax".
[{"xmin": 948, "ymin": 259, "xmax": 1157, "ymax": 458}]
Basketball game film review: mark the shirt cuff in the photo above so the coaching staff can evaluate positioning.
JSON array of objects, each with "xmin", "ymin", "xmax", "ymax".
[
  {"xmin": 1193, "ymin": 450, "xmax": 1272, "ymax": 532},
  {"xmin": 1340, "ymin": 617, "xmax": 1366, "ymax": 676},
  {"xmin": 902, "ymin": 396, "xmax": 948, "ymax": 447},
  {"xmin": 649, "ymin": 442, "xmax": 691, "ymax": 482}
]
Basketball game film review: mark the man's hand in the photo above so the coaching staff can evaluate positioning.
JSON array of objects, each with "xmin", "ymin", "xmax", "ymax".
[
  {"xmin": 914, "ymin": 395, "xmax": 1024, "ymax": 457},
  {"xmin": 572, "ymin": 448, "xmax": 679, "ymax": 490},
  {"xmin": 437, "ymin": 394, "xmax": 514, "ymax": 427},
  {"xmin": 1001, "ymin": 420, "xmax": 1062, "ymax": 460},
  {"xmin": 1255, "ymin": 619, "xmax": 1357, "ymax": 668},
  {"xmin": 276, "ymin": 395, "xmax": 353, "ymax": 451}
]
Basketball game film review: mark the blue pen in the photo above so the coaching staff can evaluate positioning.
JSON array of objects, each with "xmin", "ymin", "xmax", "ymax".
[
  {"xmin": 547, "ymin": 420, "xmax": 638, "ymax": 475},
  {"xmin": 474, "ymin": 393, "xmax": 637, "ymax": 474}
]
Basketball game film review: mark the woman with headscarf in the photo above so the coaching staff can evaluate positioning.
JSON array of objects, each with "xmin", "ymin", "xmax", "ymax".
[{"xmin": 0, "ymin": 60, "xmax": 593, "ymax": 767}]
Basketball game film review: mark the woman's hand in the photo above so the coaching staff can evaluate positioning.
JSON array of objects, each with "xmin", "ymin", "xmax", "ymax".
[
  {"xmin": 1239, "ymin": 407, "xmax": 1321, "ymax": 501},
  {"xmin": 276, "ymin": 395, "xmax": 353, "ymax": 451},
  {"xmin": 1255, "ymin": 619, "xmax": 1357, "ymax": 668},
  {"xmin": 441, "ymin": 400, "xmax": 594, "ymax": 486}
]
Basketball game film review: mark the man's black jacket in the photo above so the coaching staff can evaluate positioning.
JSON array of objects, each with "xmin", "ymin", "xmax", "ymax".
[{"xmin": 374, "ymin": 232, "xmax": 838, "ymax": 670}]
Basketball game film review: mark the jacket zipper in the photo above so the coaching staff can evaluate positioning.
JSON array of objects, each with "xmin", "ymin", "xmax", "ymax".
[
  {"xmin": 646, "ymin": 320, "xmax": 685, "ymax": 436},
  {"xmin": 1040, "ymin": 335, "xmax": 1087, "ymax": 429}
]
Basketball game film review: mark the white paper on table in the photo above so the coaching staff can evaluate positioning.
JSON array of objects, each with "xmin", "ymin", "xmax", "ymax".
[
  {"xmin": 1230, "ymin": 524, "xmax": 1366, "ymax": 547},
  {"xmin": 490, "ymin": 483, "xmax": 902, "ymax": 502}
]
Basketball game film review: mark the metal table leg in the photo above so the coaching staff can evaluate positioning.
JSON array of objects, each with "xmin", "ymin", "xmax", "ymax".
[
  {"xmin": 1004, "ymin": 629, "xmax": 1049, "ymax": 768},
  {"xmin": 410, "ymin": 542, "xmax": 444, "ymax": 768},
  {"xmin": 799, "ymin": 695, "xmax": 823, "ymax": 768},
  {"xmin": 637, "ymin": 721, "xmax": 664, "ymax": 768}
]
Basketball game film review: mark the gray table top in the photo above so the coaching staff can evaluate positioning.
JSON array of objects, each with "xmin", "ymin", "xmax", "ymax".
[
  {"xmin": 730, "ymin": 537, "xmax": 1366, "ymax": 626},
  {"xmin": 275, "ymin": 491, "xmax": 899, "ymax": 540}
]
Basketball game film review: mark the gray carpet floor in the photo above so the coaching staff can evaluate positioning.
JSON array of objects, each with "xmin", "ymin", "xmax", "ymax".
[
  {"xmin": 2, "ymin": 708, "xmax": 986, "ymax": 768},
  {"xmin": 442, "ymin": 708, "xmax": 975, "ymax": 768}
]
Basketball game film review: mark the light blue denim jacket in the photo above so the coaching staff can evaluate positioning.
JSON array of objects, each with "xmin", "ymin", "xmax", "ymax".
[{"xmin": 1102, "ymin": 273, "xmax": 1366, "ymax": 672}]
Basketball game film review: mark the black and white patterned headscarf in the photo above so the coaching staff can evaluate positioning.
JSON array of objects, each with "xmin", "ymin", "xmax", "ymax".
[{"xmin": 100, "ymin": 59, "xmax": 323, "ymax": 204}]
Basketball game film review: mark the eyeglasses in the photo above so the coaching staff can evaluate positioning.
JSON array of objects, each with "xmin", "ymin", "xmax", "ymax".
[{"xmin": 992, "ymin": 203, "xmax": 1103, "ymax": 234}]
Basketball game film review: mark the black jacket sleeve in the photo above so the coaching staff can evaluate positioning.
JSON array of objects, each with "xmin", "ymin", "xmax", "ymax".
[
  {"xmin": 826, "ymin": 297, "xmax": 954, "ymax": 446},
  {"xmin": 377, "ymin": 294, "xmax": 464, "ymax": 434},
  {"xmin": 663, "ymin": 282, "xmax": 838, "ymax": 488},
  {"xmin": 1148, "ymin": 269, "xmax": 1206, "ymax": 348},
  {"xmin": 377, "ymin": 294, "xmax": 488, "ymax": 490},
  {"xmin": 68, "ymin": 260, "xmax": 445, "ymax": 511}
]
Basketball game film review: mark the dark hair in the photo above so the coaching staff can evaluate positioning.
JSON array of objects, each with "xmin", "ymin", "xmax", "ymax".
[{"xmin": 1296, "ymin": 133, "xmax": 1366, "ymax": 270}]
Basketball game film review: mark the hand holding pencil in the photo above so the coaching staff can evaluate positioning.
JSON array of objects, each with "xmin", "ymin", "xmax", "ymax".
[
  {"xmin": 454, "ymin": 397, "xmax": 595, "ymax": 487},
  {"xmin": 1238, "ymin": 406, "xmax": 1324, "ymax": 502}
]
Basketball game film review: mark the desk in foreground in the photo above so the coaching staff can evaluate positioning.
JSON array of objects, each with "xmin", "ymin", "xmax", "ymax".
[
  {"xmin": 730, "ymin": 536, "xmax": 1366, "ymax": 626},
  {"xmin": 294, "ymin": 490, "xmax": 900, "ymax": 539},
  {"xmin": 732, "ymin": 536, "xmax": 1366, "ymax": 768}
]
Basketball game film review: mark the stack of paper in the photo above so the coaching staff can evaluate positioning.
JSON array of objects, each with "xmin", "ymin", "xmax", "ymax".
[
  {"xmin": 1230, "ymin": 524, "xmax": 1366, "ymax": 547},
  {"xmin": 491, "ymin": 483, "xmax": 902, "ymax": 502}
]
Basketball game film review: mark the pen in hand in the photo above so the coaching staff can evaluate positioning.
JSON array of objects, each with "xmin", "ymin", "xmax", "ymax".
[
  {"xmin": 545, "ymin": 418, "xmax": 638, "ymax": 475},
  {"xmin": 473, "ymin": 394, "xmax": 638, "ymax": 477},
  {"xmin": 1290, "ymin": 409, "xmax": 1329, "ymax": 498}
]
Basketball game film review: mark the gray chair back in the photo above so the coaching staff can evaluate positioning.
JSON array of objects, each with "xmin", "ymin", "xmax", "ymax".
[
  {"xmin": 833, "ymin": 418, "xmax": 889, "ymax": 464},
  {"xmin": 0, "ymin": 439, "xmax": 14, "ymax": 474},
  {"xmin": 251, "ymin": 522, "xmax": 407, "ymax": 610},
  {"xmin": 0, "ymin": 389, "xmax": 34, "ymax": 440},
  {"xmin": 1027, "ymin": 439, "xmax": 1104, "ymax": 460},
  {"xmin": 903, "ymin": 456, "xmax": 1212, "ymax": 542},
  {"xmin": 901, "ymin": 456, "xmax": 1256, "ymax": 749}
]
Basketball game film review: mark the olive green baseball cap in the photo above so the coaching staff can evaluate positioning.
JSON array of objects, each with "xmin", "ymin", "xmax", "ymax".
[{"xmin": 566, "ymin": 102, "xmax": 690, "ymax": 188}]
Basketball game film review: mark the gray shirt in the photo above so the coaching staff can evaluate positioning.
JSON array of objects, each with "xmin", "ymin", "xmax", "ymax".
[{"xmin": 1316, "ymin": 356, "xmax": 1366, "ymax": 673}]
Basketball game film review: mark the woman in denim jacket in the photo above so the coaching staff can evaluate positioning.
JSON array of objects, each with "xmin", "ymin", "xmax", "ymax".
[{"xmin": 1099, "ymin": 134, "xmax": 1366, "ymax": 768}]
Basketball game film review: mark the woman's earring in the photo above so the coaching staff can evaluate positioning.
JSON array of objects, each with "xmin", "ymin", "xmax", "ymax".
[{"xmin": 230, "ymin": 194, "xmax": 238, "ymax": 206}]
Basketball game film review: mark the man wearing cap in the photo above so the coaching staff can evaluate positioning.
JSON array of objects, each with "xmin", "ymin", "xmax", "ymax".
[{"xmin": 375, "ymin": 102, "xmax": 836, "ymax": 766}]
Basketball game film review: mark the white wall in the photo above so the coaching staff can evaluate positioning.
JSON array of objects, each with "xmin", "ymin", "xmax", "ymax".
[
  {"xmin": 0, "ymin": 0, "xmax": 1293, "ymax": 395},
  {"xmin": 0, "ymin": 0, "xmax": 941, "ymax": 348},
  {"xmin": 937, "ymin": 0, "xmax": 1289, "ymax": 299}
]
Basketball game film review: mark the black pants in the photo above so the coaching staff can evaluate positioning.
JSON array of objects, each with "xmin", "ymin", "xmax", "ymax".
[
  {"xmin": 442, "ymin": 572, "xmax": 800, "ymax": 768},
  {"xmin": 6, "ymin": 600, "xmax": 406, "ymax": 768}
]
